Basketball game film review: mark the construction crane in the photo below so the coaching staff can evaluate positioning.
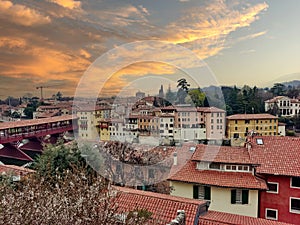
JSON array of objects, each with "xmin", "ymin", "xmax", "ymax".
[{"xmin": 36, "ymin": 86, "xmax": 51, "ymax": 101}]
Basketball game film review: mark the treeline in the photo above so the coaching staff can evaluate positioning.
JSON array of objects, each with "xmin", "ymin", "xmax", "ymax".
[{"xmin": 161, "ymin": 79, "xmax": 300, "ymax": 116}]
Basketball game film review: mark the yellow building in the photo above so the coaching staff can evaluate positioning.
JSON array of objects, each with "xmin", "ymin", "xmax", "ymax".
[
  {"xmin": 98, "ymin": 119, "xmax": 111, "ymax": 141},
  {"xmin": 226, "ymin": 113, "xmax": 278, "ymax": 139},
  {"xmin": 76, "ymin": 105, "xmax": 111, "ymax": 141}
]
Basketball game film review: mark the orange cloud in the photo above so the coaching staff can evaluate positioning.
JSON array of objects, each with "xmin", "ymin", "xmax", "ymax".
[
  {"xmin": 0, "ymin": 0, "xmax": 51, "ymax": 26},
  {"xmin": 49, "ymin": 0, "xmax": 81, "ymax": 10},
  {"xmin": 0, "ymin": 37, "xmax": 27, "ymax": 49},
  {"xmin": 164, "ymin": 1, "xmax": 269, "ymax": 59}
]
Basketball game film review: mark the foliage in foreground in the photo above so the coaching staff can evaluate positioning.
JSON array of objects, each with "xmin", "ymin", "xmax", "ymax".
[{"xmin": 0, "ymin": 142, "xmax": 155, "ymax": 225}]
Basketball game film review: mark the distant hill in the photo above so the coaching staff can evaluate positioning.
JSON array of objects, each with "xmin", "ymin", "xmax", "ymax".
[{"xmin": 282, "ymin": 80, "xmax": 300, "ymax": 88}]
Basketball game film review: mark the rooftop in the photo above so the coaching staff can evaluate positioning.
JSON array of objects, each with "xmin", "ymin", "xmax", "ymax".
[
  {"xmin": 191, "ymin": 144, "xmax": 252, "ymax": 165},
  {"xmin": 0, "ymin": 164, "xmax": 35, "ymax": 176},
  {"xmin": 226, "ymin": 113, "xmax": 277, "ymax": 120},
  {"xmin": 199, "ymin": 210, "xmax": 294, "ymax": 225},
  {"xmin": 0, "ymin": 115, "xmax": 76, "ymax": 130},
  {"xmin": 114, "ymin": 186, "xmax": 206, "ymax": 225},
  {"xmin": 169, "ymin": 161, "xmax": 267, "ymax": 190},
  {"xmin": 249, "ymin": 136, "xmax": 300, "ymax": 176}
]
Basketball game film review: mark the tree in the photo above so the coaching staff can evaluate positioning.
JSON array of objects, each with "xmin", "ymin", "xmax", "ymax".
[
  {"xmin": 186, "ymin": 88, "xmax": 206, "ymax": 107},
  {"xmin": 56, "ymin": 91, "xmax": 63, "ymax": 100},
  {"xmin": 31, "ymin": 141, "xmax": 98, "ymax": 184},
  {"xmin": 176, "ymin": 78, "xmax": 190, "ymax": 104},
  {"xmin": 270, "ymin": 83, "xmax": 286, "ymax": 96},
  {"xmin": 0, "ymin": 142, "xmax": 155, "ymax": 224}
]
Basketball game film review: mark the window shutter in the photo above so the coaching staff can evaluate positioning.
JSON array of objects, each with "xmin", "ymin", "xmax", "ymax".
[
  {"xmin": 193, "ymin": 185, "xmax": 199, "ymax": 199},
  {"xmin": 242, "ymin": 190, "xmax": 249, "ymax": 204},
  {"xmin": 231, "ymin": 189, "xmax": 236, "ymax": 204},
  {"xmin": 204, "ymin": 186, "xmax": 211, "ymax": 200}
]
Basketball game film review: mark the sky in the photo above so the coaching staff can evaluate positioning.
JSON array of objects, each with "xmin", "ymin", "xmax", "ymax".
[{"xmin": 0, "ymin": 0, "xmax": 299, "ymax": 98}]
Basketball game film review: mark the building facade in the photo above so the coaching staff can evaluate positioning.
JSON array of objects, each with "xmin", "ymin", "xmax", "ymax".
[{"xmin": 226, "ymin": 114, "xmax": 278, "ymax": 139}]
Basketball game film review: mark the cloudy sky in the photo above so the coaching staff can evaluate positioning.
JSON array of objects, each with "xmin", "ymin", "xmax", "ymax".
[{"xmin": 0, "ymin": 0, "xmax": 299, "ymax": 98}]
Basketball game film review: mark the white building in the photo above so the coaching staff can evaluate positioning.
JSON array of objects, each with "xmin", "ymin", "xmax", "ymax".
[{"xmin": 265, "ymin": 96, "xmax": 300, "ymax": 117}]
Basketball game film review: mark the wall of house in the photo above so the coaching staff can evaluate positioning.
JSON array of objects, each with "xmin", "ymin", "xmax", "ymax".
[
  {"xmin": 77, "ymin": 111, "xmax": 99, "ymax": 140},
  {"xmin": 205, "ymin": 112, "xmax": 225, "ymax": 140},
  {"xmin": 210, "ymin": 186, "xmax": 258, "ymax": 217},
  {"xmin": 227, "ymin": 118, "xmax": 278, "ymax": 139},
  {"xmin": 260, "ymin": 175, "xmax": 300, "ymax": 224},
  {"xmin": 170, "ymin": 181, "xmax": 193, "ymax": 199},
  {"xmin": 170, "ymin": 181, "xmax": 259, "ymax": 218}
]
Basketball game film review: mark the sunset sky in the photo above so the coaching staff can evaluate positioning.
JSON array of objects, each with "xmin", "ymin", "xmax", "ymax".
[{"xmin": 0, "ymin": 0, "xmax": 299, "ymax": 98}]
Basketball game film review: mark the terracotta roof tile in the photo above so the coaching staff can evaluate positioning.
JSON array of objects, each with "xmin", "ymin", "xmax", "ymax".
[
  {"xmin": 199, "ymin": 107, "xmax": 226, "ymax": 113},
  {"xmin": 249, "ymin": 136, "xmax": 300, "ymax": 176},
  {"xmin": 0, "ymin": 115, "xmax": 76, "ymax": 130},
  {"xmin": 199, "ymin": 210, "xmax": 294, "ymax": 225},
  {"xmin": 169, "ymin": 161, "xmax": 267, "ymax": 190},
  {"xmin": 114, "ymin": 186, "xmax": 205, "ymax": 225},
  {"xmin": 192, "ymin": 145, "xmax": 252, "ymax": 164},
  {"xmin": 226, "ymin": 113, "xmax": 277, "ymax": 120},
  {"xmin": 0, "ymin": 164, "xmax": 34, "ymax": 175}
]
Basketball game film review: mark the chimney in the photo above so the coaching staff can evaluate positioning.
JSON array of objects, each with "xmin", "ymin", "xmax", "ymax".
[
  {"xmin": 167, "ymin": 210, "xmax": 185, "ymax": 225},
  {"xmin": 173, "ymin": 152, "xmax": 178, "ymax": 166}
]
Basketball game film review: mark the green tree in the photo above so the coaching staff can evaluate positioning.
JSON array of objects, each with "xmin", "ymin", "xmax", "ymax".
[
  {"xmin": 31, "ymin": 141, "xmax": 98, "ymax": 183},
  {"xmin": 270, "ymin": 83, "xmax": 286, "ymax": 96},
  {"xmin": 176, "ymin": 78, "xmax": 190, "ymax": 104},
  {"xmin": 187, "ymin": 88, "xmax": 206, "ymax": 107}
]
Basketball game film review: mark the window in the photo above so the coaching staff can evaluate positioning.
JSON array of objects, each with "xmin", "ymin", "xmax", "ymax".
[
  {"xmin": 231, "ymin": 189, "xmax": 249, "ymax": 204},
  {"xmin": 245, "ymin": 120, "xmax": 250, "ymax": 124},
  {"xmin": 209, "ymin": 163, "xmax": 220, "ymax": 170},
  {"xmin": 290, "ymin": 198, "xmax": 300, "ymax": 213},
  {"xmin": 193, "ymin": 185, "xmax": 211, "ymax": 200},
  {"xmin": 267, "ymin": 182, "xmax": 279, "ymax": 193},
  {"xmin": 266, "ymin": 208, "xmax": 278, "ymax": 220},
  {"xmin": 291, "ymin": 177, "xmax": 300, "ymax": 188}
]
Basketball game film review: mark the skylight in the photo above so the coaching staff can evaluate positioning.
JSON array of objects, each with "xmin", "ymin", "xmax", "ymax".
[{"xmin": 256, "ymin": 138, "xmax": 263, "ymax": 145}]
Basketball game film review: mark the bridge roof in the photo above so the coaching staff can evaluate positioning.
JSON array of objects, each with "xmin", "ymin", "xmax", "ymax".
[{"xmin": 0, "ymin": 115, "xmax": 77, "ymax": 130}]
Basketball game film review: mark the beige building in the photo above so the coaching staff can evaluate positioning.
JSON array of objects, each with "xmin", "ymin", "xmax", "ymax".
[
  {"xmin": 76, "ymin": 105, "xmax": 111, "ymax": 141},
  {"xmin": 226, "ymin": 113, "xmax": 278, "ymax": 139},
  {"xmin": 199, "ymin": 107, "xmax": 226, "ymax": 140}
]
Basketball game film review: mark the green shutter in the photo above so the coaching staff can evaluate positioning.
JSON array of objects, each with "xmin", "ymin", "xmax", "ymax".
[
  {"xmin": 231, "ymin": 189, "xmax": 236, "ymax": 204},
  {"xmin": 193, "ymin": 185, "xmax": 199, "ymax": 199},
  {"xmin": 204, "ymin": 186, "xmax": 211, "ymax": 200},
  {"xmin": 242, "ymin": 190, "xmax": 249, "ymax": 204}
]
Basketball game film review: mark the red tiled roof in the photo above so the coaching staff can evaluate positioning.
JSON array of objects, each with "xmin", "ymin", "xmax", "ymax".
[
  {"xmin": 176, "ymin": 107, "xmax": 197, "ymax": 112},
  {"xmin": 169, "ymin": 161, "xmax": 267, "ymax": 190},
  {"xmin": 199, "ymin": 107, "xmax": 226, "ymax": 113},
  {"xmin": 35, "ymin": 110, "xmax": 60, "ymax": 118},
  {"xmin": 0, "ymin": 164, "xmax": 34, "ymax": 176},
  {"xmin": 192, "ymin": 145, "xmax": 252, "ymax": 164},
  {"xmin": 0, "ymin": 115, "xmax": 76, "ymax": 130},
  {"xmin": 226, "ymin": 113, "xmax": 277, "ymax": 120},
  {"xmin": 249, "ymin": 136, "xmax": 300, "ymax": 176},
  {"xmin": 114, "ymin": 186, "xmax": 206, "ymax": 225},
  {"xmin": 199, "ymin": 210, "xmax": 294, "ymax": 225},
  {"xmin": 160, "ymin": 113, "xmax": 175, "ymax": 117}
]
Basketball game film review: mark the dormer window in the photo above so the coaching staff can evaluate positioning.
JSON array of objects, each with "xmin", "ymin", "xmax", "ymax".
[{"xmin": 209, "ymin": 163, "xmax": 220, "ymax": 170}]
